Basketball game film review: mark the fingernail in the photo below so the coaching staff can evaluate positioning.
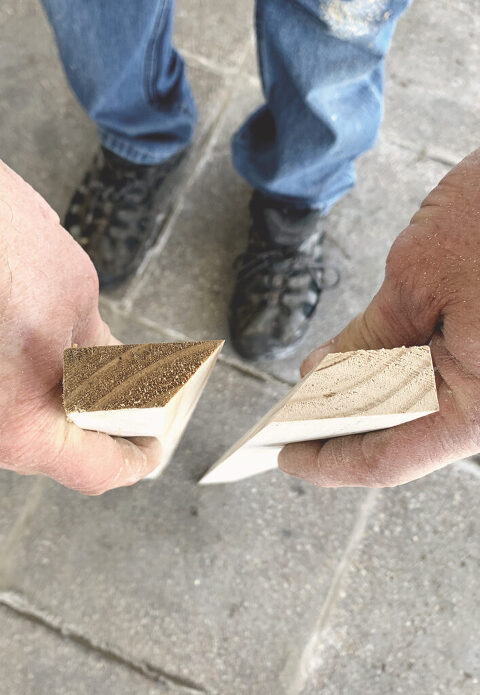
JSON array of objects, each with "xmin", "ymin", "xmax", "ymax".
[{"xmin": 300, "ymin": 340, "xmax": 335, "ymax": 376}]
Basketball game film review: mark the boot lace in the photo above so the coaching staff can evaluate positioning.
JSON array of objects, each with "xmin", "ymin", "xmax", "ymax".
[{"xmin": 235, "ymin": 247, "xmax": 339, "ymax": 294}]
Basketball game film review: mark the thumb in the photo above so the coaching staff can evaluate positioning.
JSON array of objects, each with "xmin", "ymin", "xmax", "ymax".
[
  {"xmin": 300, "ymin": 231, "xmax": 443, "ymax": 376},
  {"xmin": 301, "ymin": 147, "xmax": 480, "ymax": 377},
  {"xmin": 47, "ymin": 420, "xmax": 162, "ymax": 494},
  {"xmin": 79, "ymin": 308, "xmax": 122, "ymax": 347}
]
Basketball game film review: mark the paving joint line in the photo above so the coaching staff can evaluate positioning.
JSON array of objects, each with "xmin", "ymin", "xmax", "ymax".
[
  {"xmin": 135, "ymin": 316, "xmax": 295, "ymax": 386},
  {"xmin": 388, "ymin": 136, "xmax": 459, "ymax": 168},
  {"xmin": 283, "ymin": 489, "xmax": 379, "ymax": 694},
  {"xmin": 218, "ymin": 354, "xmax": 295, "ymax": 387},
  {"xmin": 0, "ymin": 590, "xmax": 207, "ymax": 694},
  {"xmin": 182, "ymin": 49, "xmax": 260, "ymax": 88},
  {"xmin": 180, "ymin": 47, "xmax": 238, "ymax": 77},
  {"xmin": 323, "ymin": 231, "xmax": 352, "ymax": 262},
  {"xmin": 178, "ymin": 35, "xmax": 257, "ymax": 82}
]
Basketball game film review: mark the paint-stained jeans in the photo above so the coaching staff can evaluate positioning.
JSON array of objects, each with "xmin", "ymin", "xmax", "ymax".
[{"xmin": 40, "ymin": 0, "xmax": 411, "ymax": 212}]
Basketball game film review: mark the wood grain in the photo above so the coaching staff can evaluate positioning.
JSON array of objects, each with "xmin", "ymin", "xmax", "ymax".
[
  {"xmin": 63, "ymin": 341, "xmax": 223, "ymax": 412},
  {"xmin": 200, "ymin": 346, "xmax": 439, "ymax": 484},
  {"xmin": 63, "ymin": 341, "xmax": 224, "ymax": 477}
]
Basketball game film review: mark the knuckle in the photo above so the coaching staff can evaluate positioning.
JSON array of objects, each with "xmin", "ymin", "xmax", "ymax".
[{"xmin": 358, "ymin": 436, "xmax": 400, "ymax": 488}]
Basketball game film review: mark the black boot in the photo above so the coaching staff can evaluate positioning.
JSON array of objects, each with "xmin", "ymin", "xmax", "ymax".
[
  {"xmin": 229, "ymin": 191, "xmax": 337, "ymax": 361},
  {"xmin": 64, "ymin": 146, "xmax": 187, "ymax": 288}
]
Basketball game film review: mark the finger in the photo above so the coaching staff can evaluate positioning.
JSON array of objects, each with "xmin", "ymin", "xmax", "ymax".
[
  {"xmin": 299, "ymin": 151, "xmax": 480, "ymax": 377},
  {"xmin": 300, "ymin": 340, "xmax": 336, "ymax": 377},
  {"xmin": 300, "ymin": 222, "xmax": 449, "ymax": 377},
  {"xmin": 278, "ymin": 419, "xmax": 436, "ymax": 488},
  {"xmin": 278, "ymin": 377, "xmax": 475, "ymax": 488},
  {"xmin": 302, "ymin": 281, "xmax": 441, "ymax": 379},
  {"xmin": 44, "ymin": 419, "xmax": 162, "ymax": 494},
  {"xmin": 72, "ymin": 305, "xmax": 122, "ymax": 349},
  {"xmin": 93, "ymin": 315, "xmax": 122, "ymax": 346}
]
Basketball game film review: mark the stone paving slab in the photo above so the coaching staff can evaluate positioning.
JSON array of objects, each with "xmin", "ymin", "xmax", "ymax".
[
  {"xmin": 3, "ymin": 477, "xmax": 365, "ymax": 694},
  {"xmin": 383, "ymin": 0, "xmax": 480, "ymax": 161},
  {"xmin": 0, "ymin": 472, "xmax": 40, "ymax": 554},
  {"xmin": 300, "ymin": 466, "xmax": 480, "ymax": 695},
  {"xmin": 0, "ymin": 604, "xmax": 168, "ymax": 695},
  {"xmin": 324, "ymin": 136, "xmax": 449, "ymax": 269},
  {"xmin": 175, "ymin": 0, "xmax": 253, "ymax": 72},
  {"xmin": 383, "ymin": 81, "xmax": 480, "ymax": 164},
  {"xmin": 388, "ymin": 0, "xmax": 480, "ymax": 108}
]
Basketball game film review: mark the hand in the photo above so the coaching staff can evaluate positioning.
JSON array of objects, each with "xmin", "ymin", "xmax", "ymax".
[
  {"xmin": 0, "ymin": 161, "xmax": 161, "ymax": 494},
  {"xmin": 279, "ymin": 148, "xmax": 480, "ymax": 488}
]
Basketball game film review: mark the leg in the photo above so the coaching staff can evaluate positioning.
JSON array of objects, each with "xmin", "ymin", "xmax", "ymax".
[
  {"xmin": 232, "ymin": 0, "xmax": 411, "ymax": 212},
  {"xmin": 40, "ymin": 0, "xmax": 196, "ymax": 165},
  {"xmin": 229, "ymin": 0, "xmax": 412, "ymax": 360}
]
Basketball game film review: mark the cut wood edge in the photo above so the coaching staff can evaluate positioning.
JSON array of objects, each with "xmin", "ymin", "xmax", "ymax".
[
  {"xmin": 146, "ymin": 342, "xmax": 223, "ymax": 478},
  {"xmin": 199, "ymin": 346, "xmax": 439, "ymax": 485},
  {"xmin": 64, "ymin": 340, "xmax": 224, "ymax": 479}
]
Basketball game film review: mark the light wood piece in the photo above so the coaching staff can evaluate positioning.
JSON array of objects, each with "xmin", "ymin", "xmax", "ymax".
[
  {"xmin": 200, "ymin": 346, "xmax": 439, "ymax": 485},
  {"xmin": 63, "ymin": 340, "xmax": 224, "ymax": 478}
]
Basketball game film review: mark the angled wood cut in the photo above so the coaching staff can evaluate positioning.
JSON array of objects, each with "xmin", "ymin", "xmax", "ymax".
[
  {"xmin": 200, "ymin": 346, "xmax": 439, "ymax": 485},
  {"xmin": 63, "ymin": 340, "xmax": 224, "ymax": 477}
]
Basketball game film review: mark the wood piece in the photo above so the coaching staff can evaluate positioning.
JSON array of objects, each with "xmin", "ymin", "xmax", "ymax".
[
  {"xmin": 200, "ymin": 346, "xmax": 439, "ymax": 485},
  {"xmin": 63, "ymin": 340, "xmax": 224, "ymax": 477}
]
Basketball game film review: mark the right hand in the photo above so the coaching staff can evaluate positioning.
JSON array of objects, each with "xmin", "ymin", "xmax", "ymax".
[{"xmin": 279, "ymin": 148, "xmax": 480, "ymax": 488}]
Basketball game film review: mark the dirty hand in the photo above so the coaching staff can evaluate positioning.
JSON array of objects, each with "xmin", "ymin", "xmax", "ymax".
[
  {"xmin": 279, "ymin": 148, "xmax": 480, "ymax": 488},
  {"xmin": 0, "ymin": 161, "xmax": 160, "ymax": 493}
]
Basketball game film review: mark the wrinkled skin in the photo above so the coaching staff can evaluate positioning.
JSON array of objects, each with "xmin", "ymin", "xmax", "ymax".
[
  {"xmin": 279, "ymin": 149, "xmax": 480, "ymax": 487},
  {"xmin": 0, "ymin": 161, "xmax": 161, "ymax": 494}
]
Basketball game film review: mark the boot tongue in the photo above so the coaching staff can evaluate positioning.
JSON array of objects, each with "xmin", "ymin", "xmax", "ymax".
[{"xmin": 250, "ymin": 193, "xmax": 322, "ymax": 248}]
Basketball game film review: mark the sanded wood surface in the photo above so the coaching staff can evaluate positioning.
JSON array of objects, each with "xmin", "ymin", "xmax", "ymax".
[
  {"xmin": 63, "ymin": 341, "xmax": 224, "ymax": 477},
  {"xmin": 200, "ymin": 346, "xmax": 439, "ymax": 484}
]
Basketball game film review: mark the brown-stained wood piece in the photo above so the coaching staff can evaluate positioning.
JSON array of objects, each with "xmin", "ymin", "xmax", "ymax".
[
  {"xmin": 63, "ymin": 341, "xmax": 223, "ymax": 412},
  {"xmin": 63, "ymin": 340, "xmax": 224, "ymax": 477},
  {"xmin": 200, "ymin": 346, "xmax": 439, "ymax": 485}
]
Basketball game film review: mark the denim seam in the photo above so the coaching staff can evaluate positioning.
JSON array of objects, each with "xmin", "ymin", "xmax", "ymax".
[
  {"xmin": 99, "ymin": 128, "xmax": 172, "ymax": 165},
  {"xmin": 144, "ymin": 0, "xmax": 169, "ymax": 108}
]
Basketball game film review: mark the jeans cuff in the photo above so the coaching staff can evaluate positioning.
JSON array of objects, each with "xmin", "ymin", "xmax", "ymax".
[{"xmin": 99, "ymin": 128, "xmax": 191, "ymax": 166}]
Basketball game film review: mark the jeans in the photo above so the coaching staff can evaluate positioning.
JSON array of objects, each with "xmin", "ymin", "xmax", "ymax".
[{"xmin": 40, "ymin": 0, "xmax": 411, "ymax": 213}]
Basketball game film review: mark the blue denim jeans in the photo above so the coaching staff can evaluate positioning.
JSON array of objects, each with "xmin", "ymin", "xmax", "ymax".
[{"xmin": 41, "ymin": 0, "xmax": 411, "ymax": 212}]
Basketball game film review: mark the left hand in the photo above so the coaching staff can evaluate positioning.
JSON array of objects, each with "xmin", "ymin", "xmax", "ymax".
[
  {"xmin": 278, "ymin": 148, "xmax": 480, "ymax": 488},
  {"xmin": 0, "ymin": 160, "xmax": 161, "ymax": 494}
]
